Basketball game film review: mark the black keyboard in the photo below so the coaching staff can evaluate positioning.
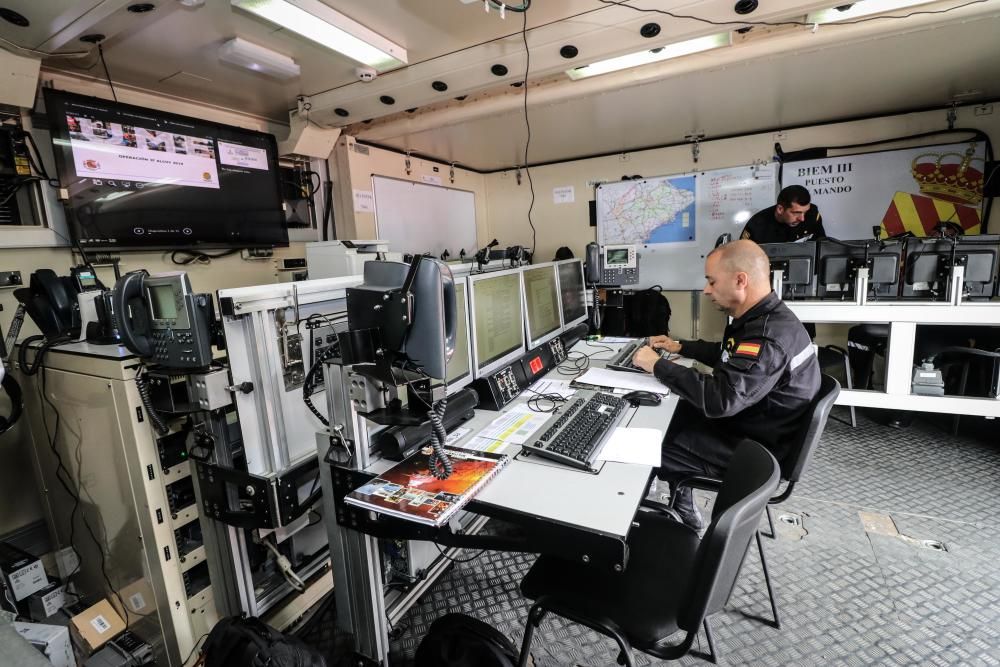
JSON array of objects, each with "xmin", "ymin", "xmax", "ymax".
[
  {"xmin": 521, "ymin": 391, "xmax": 627, "ymax": 471},
  {"xmin": 606, "ymin": 338, "xmax": 668, "ymax": 373}
]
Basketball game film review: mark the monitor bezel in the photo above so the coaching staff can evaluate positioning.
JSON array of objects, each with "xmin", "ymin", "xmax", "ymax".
[
  {"xmin": 555, "ymin": 258, "xmax": 588, "ymax": 330},
  {"xmin": 468, "ymin": 266, "xmax": 527, "ymax": 378},
  {"xmin": 520, "ymin": 262, "xmax": 564, "ymax": 350},
  {"xmin": 446, "ymin": 276, "xmax": 474, "ymax": 393}
]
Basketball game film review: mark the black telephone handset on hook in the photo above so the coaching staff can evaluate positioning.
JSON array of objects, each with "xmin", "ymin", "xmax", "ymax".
[
  {"xmin": 585, "ymin": 242, "xmax": 601, "ymax": 285},
  {"xmin": 113, "ymin": 271, "xmax": 214, "ymax": 368},
  {"xmin": 13, "ymin": 269, "xmax": 81, "ymax": 341}
]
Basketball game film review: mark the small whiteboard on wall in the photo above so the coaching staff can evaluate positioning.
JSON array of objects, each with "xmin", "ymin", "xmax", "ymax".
[
  {"xmin": 597, "ymin": 163, "xmax": 777, "ymax": 290},
  {"xmin": 372, "ymin": 176, "xmax": 478, "ymax": 258}
]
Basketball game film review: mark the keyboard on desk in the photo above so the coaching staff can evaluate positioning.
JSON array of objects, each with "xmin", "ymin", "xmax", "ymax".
[
  {"xmin": 521, "ymin": 390, "xmax": 628, "ymax": 471},
  {"xmin": 606, "ymin": 338, "xmax": 668, "ymax": 373}
]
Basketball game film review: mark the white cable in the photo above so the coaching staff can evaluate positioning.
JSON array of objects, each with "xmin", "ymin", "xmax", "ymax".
[{"xmin": 263, "ymin": 539, "xmax": 306, "ymax": 592}]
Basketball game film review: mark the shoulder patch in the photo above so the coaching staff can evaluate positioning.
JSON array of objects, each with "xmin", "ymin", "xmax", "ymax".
[{"xmin": 734, "ymin": 340, "xmax": 762, "ymax": 358}]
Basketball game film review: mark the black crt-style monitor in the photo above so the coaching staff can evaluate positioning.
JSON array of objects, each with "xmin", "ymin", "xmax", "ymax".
[
  {"xmin": 816, "ymin": 240, "xmax": 903, "ymax": 300},
  {"xmin": 521, "ymin": 263, "xmax": 563, "ymax": 349},
  {"xmin": 345, "ymin": 258, "xmax": 456, "ymax": 381},
  {"xmin": 761, "ymin": 242, "xmax": 818, "ymax": 300},
  {"xmin": 468, "ymin": 267, "xmax": 526, "ymax": 378},
  {"xmin": 902, "ymin": 235, "xmax": 1000, "ymax": 300},
  {"xmin": 556, "ymin": 259, "xmax": 588, "ymax": 329}
]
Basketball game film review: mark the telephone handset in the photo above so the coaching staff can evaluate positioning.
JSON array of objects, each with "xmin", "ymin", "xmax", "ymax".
[
  {"xmin": 13, "ymin": 269, "xmax": 81, "ymax": 340},
  {"xmin": 113, "ymin": 271, "xmax": 214, "ymax": 368},
  {"xmin": 585, "ymin": 242, "xmax": 640, "ymax": 286}
]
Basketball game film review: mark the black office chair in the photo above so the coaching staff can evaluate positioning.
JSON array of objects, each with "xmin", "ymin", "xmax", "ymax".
[
  {"xmin": 816, "ymin": 345, "xmax": 855, "ymax": 427},
  {"xmin": 516, "ymin": 440, "xmax": 780, "ymax": 667},
  {"xmin": 754, "ymin": 374, "xmax": 840, "ymax": 630},
  {"xmin": 933, "ymin": 346, "xmax": 1000, "ymax": 435}
]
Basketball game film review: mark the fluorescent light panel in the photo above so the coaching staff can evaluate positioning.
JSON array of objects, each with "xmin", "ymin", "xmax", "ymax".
[
  {"xmin": 567, "ymin": 33, "xmax": 731, "ymax": 80},
  {"xmin": 231, "ymin": 0, "xmax": 406, "ymax": 71},
  {"xmin": 807, "ymin": 0, "xmax": 939, "ymax": 23},
  {"xmin": 219, "ymin": 37, "xmax": 301, "ymax": 80}
]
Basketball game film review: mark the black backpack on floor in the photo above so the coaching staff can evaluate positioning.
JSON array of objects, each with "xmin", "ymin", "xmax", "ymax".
[
  {"xmin": 415, "ymin": 613, "xmax": 531, "ymax": 667},
  {"xmin": 202, "ymin": 615, "xmax": 327, "ymax": 667}
]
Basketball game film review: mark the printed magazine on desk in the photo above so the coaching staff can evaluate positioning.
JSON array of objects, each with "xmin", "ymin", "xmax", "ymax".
[{"xmin": 344, "ymin": 447, "xmax": 509, "ymax": 526}]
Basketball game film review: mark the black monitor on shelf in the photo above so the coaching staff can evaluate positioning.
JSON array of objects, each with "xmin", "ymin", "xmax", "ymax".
[
  {"xmin": 761, "ymin": 242, "xmax": 818, "ymax": 300},
  {"xmin": 902, "ymin": 235, "xmax": 1000, "ymax": 300},
  {"xmin": 816, "ymin": 239, "xmax": 903, "ymax": 300}
]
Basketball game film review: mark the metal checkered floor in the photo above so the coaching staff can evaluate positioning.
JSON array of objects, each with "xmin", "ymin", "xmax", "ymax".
[{"xmin": 309, "ymin": 410, "xmax": 1000, "ymax": 666}]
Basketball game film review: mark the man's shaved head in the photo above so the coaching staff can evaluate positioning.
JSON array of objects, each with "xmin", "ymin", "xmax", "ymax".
[
  {"xmin": 703, "ymin": 240, "xmax": 773, "ymax": 317},
  {"xmin": 707, "ymin": 240, "xmax": 771, "ymax": 284}
]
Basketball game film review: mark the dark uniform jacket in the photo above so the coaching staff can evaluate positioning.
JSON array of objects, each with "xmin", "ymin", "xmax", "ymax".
[
  {"xmin": 652, "ymin": 292, "xmax": 820, "ymax": 465},
  {"xmin": 740, "ymin": 204, "xmax": 826, "ymax": 243}
]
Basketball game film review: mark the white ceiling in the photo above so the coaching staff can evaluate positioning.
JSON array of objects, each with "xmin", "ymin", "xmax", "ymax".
[{"xmin": 2, "ymin": 0, "xmax": 998, "ymax": 170}]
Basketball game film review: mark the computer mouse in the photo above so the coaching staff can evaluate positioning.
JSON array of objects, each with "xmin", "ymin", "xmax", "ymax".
[{"xmin": 622, "ymin": 391, "xmax": 662, "ymax": 407}]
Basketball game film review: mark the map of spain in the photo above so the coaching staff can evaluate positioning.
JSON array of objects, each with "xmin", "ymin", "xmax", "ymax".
[{"xmin": 598, "ymin": 175, "xmax": 697, "ymax": 244}]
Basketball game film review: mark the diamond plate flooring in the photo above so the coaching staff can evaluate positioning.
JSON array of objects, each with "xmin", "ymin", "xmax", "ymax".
[{"xmin": 310, "ymin": 411, "xmax": 1000, "ymax": 666}]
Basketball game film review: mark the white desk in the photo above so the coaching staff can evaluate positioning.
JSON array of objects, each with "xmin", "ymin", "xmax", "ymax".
[{"xmin": 779, "ymin": 267, "xmax": 1000, "ymax": 416}]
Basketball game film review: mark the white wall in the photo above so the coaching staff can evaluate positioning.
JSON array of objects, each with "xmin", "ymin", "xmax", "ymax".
[{"xmin": 484, "ymin": 105, "xmax": 1000, "ymax": 340}]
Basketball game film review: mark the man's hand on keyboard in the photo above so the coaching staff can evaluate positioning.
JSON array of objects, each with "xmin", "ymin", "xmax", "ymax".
[
  {"xmin": 649, "ymin": 335, "xmax": 682, "ymax": 354},
  {"xmin": 632, "ymin": 345, "xmax": 662, "ymax": 373}
]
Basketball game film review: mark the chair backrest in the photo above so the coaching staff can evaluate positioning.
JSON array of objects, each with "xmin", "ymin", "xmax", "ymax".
[
  {"xmin": 781, "ymin": 374, "xmax": 840, "ymax": 483},
  {"xmin": 677, "ymin": 440, "xmax": 780, "ymax": 633}
]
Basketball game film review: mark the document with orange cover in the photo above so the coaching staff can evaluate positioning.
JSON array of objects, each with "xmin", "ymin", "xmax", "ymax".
[{"xmin": 344, "ymin": 446, "xmax": 510, "ymax": 526}]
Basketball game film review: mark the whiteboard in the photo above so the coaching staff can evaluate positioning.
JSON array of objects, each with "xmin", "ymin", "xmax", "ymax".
[
  {"xmin": 596, "ymin": 163, "xmax": 777, "ymax": 290},
  {"xmin": 372, "ymin": 176, "xmax": 478, "ymax": 258}
]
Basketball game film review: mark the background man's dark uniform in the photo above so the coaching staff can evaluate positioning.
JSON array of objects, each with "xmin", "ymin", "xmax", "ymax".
[
  {"xmin": 741, "ymin": 204, "xmax": 826, "ymax": 243},
  {"xmin": 652, "ymin": 292, "xmax": 821, "ymax": 486}
]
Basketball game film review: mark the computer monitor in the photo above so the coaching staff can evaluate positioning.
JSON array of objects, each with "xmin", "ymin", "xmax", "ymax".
[
  {"xmin": 445, "ymin": 278, "xmax": 473, "ymax": 392},
  {"xmin": 761, "ymin": 242, "xmax": 818, "ymax": 300},
  {"xmin": 521, "ymin": 263, "xmax": 563, "ymax": 349},
  {"xmin": 902, "ymin": 235, "xmax": 1000, "ymax": 300},
  {"xmin": 816, "ymin": 239, "xmax": 902, "ymax": 300},
  {"xmin": 556, "ymin": 259, "xmax": 588, "ymax": 329},
  {"xmin": 468, "ymin": 267, "xmax": 527, "ymax": 377}
]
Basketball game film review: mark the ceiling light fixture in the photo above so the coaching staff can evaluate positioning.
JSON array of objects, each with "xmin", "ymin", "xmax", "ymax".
[
  {"xmin": 567, "ymin": 33, "xmax": 731, "ymax": 80},
  {"xmin": 806, "ymin": 0, "xmax": 938, "ymax": 23},
  {"xmin": 218, "ymin": 37, "xmax": 301, "ymax": 80},
  {"xmin": 231, "ymin": 0, "xmax": 406, "ymax": 71}
]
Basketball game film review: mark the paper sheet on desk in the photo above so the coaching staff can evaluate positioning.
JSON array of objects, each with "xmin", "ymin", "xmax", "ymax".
[
  {"xmin": 474, "ymin": 406, "xmax": 550, "ymax": 445},
  {"xmin": 576, "ymin": 368, "xmax": 670, "ymax": 395},
  {"xmin": 597, "ymin": 428, "xmax": 662, "ymax": 466},
  {"xmin": 529, "ymin": 378, "xmax": 576, "ymax": 400}
]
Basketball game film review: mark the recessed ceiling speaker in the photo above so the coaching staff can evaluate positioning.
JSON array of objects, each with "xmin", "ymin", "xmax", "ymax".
[
  {"xmin": 127, "ymin": 3, "xmax": 156, "ymax": 13},
  {"xmin": 431, "ymin": 80, "xmax": 448, "ymax": 91},
  {"xmin": 379, "ymin": 95, "xmax": 395, "ymax": 105},
  {"xmin": 734, "ymin": 0, "xmax": 759, "ymax": 15},
  {"xmin": 80, "ymin": 33, "xmax": 106, "ymax": 43},
  {"xmin": 491, "ymin": 64, "xmax": 508, "ymax": 76},
  {"xmin": 0, "ymin": 8, "xmax": 29, "ymax": 27},
  {"xmin": 559, "ymin": 45, "xmax": 578, "ymax": 59},
  {"xmin": 334, "ymin": 108, "xmax": 349, "ymax": 117},
  {"xmin": 640, "ymin": 22, "xmax": 661, "ymax": 38}
]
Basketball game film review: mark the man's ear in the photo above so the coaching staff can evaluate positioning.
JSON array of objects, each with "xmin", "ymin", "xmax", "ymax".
[{"xmin": 736, "ymin": 271, "xmax": 750, "ymax": 288}]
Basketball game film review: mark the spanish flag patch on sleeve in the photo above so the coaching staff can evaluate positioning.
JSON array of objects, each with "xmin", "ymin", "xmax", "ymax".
[{"xmin": 734, "ymin": 341, "xmax": 762, "ymax": 358}]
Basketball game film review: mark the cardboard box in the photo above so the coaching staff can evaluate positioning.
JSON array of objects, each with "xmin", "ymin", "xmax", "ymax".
[
  {"xmin": 27, "ymin": 581, "xmax": 68, "ymax": 621},
  {"xmin": 69, "ymin": 599, "xmax": 125, "ymax": 654},
  {"xmin": 13, "ymin": 621, "xmax": 77, "ymax": 667},
  {"xmin": 0, "ymin": 542, "xmax": 50, "ymax": 602}
]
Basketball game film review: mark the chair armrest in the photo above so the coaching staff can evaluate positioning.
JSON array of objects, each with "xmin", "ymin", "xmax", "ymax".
[{"xmin": 823, "ymin": 344, "xmax": 848, "ymax": 356}]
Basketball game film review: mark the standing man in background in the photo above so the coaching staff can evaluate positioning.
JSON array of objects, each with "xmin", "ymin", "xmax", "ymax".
[{"xmin": 741, "ymin": 185, "xmax": 826, "ymax": 243}]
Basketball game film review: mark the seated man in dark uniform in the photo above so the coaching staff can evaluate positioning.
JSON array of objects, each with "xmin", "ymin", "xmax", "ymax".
[
  {"xmin": 741, "ymin": 184, "xmax": 826, "ymax": 243},
  {"xmin": 632, "ymin": 240, "xmax": 821, "ymax": 530}
]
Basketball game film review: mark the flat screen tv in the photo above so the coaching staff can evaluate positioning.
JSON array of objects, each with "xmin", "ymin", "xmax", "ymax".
[{"xmin": 43, "ymin": 88, "xmax": 287, "ymax": 249}]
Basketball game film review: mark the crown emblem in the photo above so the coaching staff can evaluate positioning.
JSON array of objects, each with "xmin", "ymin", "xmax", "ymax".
[{"xmin": 910, "ymin": 143, "xmax": 984, "ymax": 206}]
